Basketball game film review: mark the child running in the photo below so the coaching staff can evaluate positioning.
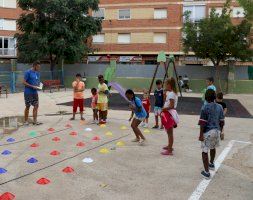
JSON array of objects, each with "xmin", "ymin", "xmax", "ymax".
[
  {"xmin": 161, "ymin": 78, "xmax": 179, "ymax": 156},
  {"xmin": 153, "ymin": 80, "xmax": 164, "ymax": 129},
  {"xmin": 97, "ymin": 75, "xmax": 109, "ymax": 124},
  {"xmin": 70, "ymin": 73, "xmax": 85, "ymax": 121},
  {"xmin": 126, "ymin": 89, "xmax": 147, "ymax": 145},
  {"xmin": 142, "ymin": 90, "xmax": 151, "ymax": 128},
  {"xmin": 91, "ymin": 88, "xmax": 99, "ymax": 124},
  {"xmin": 216, "ymin": 92, "xmax": 227, "ymax": 140},
  {"xmin": 199, "ymin": 89, "xmax": 224, "ymax": 179}
]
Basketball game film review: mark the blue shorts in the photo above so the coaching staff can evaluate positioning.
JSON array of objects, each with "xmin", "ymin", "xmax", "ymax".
[{"xmin": 154, "ymin": 106, "xmax": 162, "ymax": 116}]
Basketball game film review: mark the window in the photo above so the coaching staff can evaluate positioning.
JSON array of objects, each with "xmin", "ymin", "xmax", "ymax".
[
  {"xmin": 0, "ymin": 19, "xmax": 3, "ymax": 30},
  {"xmin": 209, "ymin": 8, "xmax": 222, "ymax": 16},
  {"xmin": 0, "ymin": 0, "xmax": 16, "ymax": 8},
  {"xmin": 119, "ymin": 9, "xmax": 130, "ymax": 20},
  {"xmin": 93, "ymin": 34, "xmax": 105, "ymax": 43},
  {"xmin": 154, "ymin": 9, "xmax": 167, "ymax": 19},
  {"xmin": 232, "ymin": 7, "xmax": 245, "ymax": 18},
  {"xmin": 118, "ymin": 34, "xmax": 131, "ymax": 44},
  {"xmin": 183, "ymin": 5, "xmax": 206, "ymax": 22},
  {"xmin": 153, "ymin": 33, "xmax": 167, "ymax": 43},
  {"xmin": 92, "ymin": 8, "xmax": 105, "ymax": 19},
  {"xmin": 3, "ymin": 19, "xmax": 16, "ymax": 31},
  {"xmin": 0, "ymin": 37, "xmax": 16, "ymax": 56}
]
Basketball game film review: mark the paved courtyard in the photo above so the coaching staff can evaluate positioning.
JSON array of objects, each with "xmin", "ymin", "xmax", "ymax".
[{"xmin": 0, "ymin": 91, "xmax": 252, "ymax": 200}]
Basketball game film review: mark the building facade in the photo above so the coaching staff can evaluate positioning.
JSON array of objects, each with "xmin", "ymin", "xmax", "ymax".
[
  {"xmin": 0, "ymin": 0, "xmax": 21, "ymax": 61},
  {"xmin": 90, "ymin": 0, "xmax": 251, "ymax": 65}
]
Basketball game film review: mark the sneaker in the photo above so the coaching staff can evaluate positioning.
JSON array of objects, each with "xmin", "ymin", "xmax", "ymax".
[
  {"xmin": 161, "ymin": 150, "xmax": 173, "ymax": 156},
  {"xmin": 91, "ymin": 120, "xmax": 96, "ymax": 124},
  {"xmin": 201, "ymin": 171, "xmax": 211, "ymax": 179},
  {"xmin": 209, "ymin": 163, "xmax": 215, "ymax": 170},
  {"xmin": 70, "ymin": 117, "xmax": 75, "ymax": 121},
  {"xmin": 131, "ymin": 138, "xmax": 140, "ymax": 142},
  {"xmin": 143, "ymin": 123, "xmax": 148, "ymax": 128},
  {"xmin": 80, "ymin": 117, "xmax": 85, "ymax": 121},
  {"xmin": 152, "ymin": 125, "xmax": 159, "ymax": 129},
  {"xmin": 23, "ymin": 121, "xmax": 29, "ymax": 126},
  {"xmin": 33, "ymin": 122, "xmax": 42, "ymax": 126},
  {"xmin": 139, "ymin": 139, "xmax": 146, "ymax": 146}
]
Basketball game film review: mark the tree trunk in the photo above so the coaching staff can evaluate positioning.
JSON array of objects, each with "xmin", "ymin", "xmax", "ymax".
[{"xmin": 215, "ymin": 64, "xmax": 223, "ymax": 93}]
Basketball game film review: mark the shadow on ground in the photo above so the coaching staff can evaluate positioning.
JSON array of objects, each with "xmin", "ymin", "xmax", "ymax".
[{"xmin": 57, "ymin": 94, "xmax": 252, "ymax": 119}]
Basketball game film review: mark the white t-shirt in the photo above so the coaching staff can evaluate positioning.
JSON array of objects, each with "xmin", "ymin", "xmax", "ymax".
[{"xmin": 164, "ymin": 91, "xmax": 178, "ymax": 109}]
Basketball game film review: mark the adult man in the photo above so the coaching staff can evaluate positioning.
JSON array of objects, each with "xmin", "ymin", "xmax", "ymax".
[{"xmin": 23, "ymin": 61, "xmax": 41, "ymax": 125}]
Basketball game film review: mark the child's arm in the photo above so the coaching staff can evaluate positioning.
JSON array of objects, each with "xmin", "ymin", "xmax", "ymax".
[
  {"xmin": 162, "ymin": 99, "xmax": 175, "ymax": 111},
  {"xmin": 129, "ymin": 111, "xmax": 134, "ymax": 121},
  {"xmin": 198, "ymin": 108, "xmax": 207, "ymax": 141}
]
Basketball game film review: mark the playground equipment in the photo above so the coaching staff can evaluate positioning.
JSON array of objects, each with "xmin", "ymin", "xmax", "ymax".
[{"xmin": 148, "ymin": 52, "xmax": 182, "ymax": 97}]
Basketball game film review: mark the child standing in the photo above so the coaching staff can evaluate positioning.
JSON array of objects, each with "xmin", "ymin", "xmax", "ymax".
[
  {"xmin": 91, "ymin": 88, "xmax": 98, "ymax": 124},
  {"xmin": 206, "ymin": 77, "xmax": 216, "ymax": 92},
  {"xmin": 142, "ymin": 90, "xmax": 151, "ymax": 128},
  {"xmin": 97, "ymin": 75, "xmax": 109, "ymax": 124},
  {"xmin": 153, "ymin": 80, "xmax": 164, "ymax": 129},
  {"xmin": 161, "ymin": 78, "xmax": 179, "ymax": 156},
  {"xmin": 70, "ymin": 73, "xmax": 85, "ymax": 121},
  {"xmin": 199, "ymin": 89, "xmax": 224, "ymax": 179},
  {"xmin": 126, "ymin": 89, "xmax": 147, "ymax": 145},
  {"xmin": 216, "ymin": 92, "xmax": 227, "ymax": 140}
]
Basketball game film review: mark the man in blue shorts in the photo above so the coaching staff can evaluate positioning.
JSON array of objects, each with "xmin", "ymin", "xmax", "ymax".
[{"xmin": 23, "ymin": 61, "xmax": 41, "ymax": 125}]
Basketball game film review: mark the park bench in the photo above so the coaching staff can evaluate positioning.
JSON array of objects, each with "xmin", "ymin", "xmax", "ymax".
[
  {"xmin": 0, "ymin": 84, "xmax": 8, "ymax": 98},
  {"xmin": 43, "ymin": 80, "xmax": 66, "ymax": 93}
]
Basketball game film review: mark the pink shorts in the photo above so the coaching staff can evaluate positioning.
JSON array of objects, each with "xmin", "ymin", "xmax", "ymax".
[{"xmin": 161, "ymin": 111, "xmax": 176, "ymax": 130}]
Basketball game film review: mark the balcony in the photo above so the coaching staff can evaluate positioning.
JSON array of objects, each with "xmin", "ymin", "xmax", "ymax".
[{"xmin": 0, "ymin": 48, "xmax": 16, "ymax": 57}]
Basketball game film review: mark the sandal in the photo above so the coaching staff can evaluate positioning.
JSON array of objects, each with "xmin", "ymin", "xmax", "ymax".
[{"xmin": 161, "ymin": 150, "xmax": 173, "ymax": 156}]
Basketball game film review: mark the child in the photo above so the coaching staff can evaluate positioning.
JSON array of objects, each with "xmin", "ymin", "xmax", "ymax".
[
  {"xmin": 216, "ymin": 92, "xmax": 227, "ymax": 140},
  {"xmin": 199, "ymin": 89, "xmax": 224, "ymax": 179},
  {"xmin": 91, "ymin": 88, "xmax": 98, "ymax": 124},
  {"xmin": 153, "ymin": 80, "xmax": 164, "ymax": 129},
  {"xmin": 126, "ymin": 89, "xmax": 147, "ymax": 145},
  {"xmin": 161, "ymin": 78, "xmax": 179, "ymax": 156},
  {"xmin": 70, "ymin": 73, "xmax": 85, "ymax": 121},
  {"xmin": 142, "ymin": 90, "xmax": 151, "ymax": 128},
  {"xmin": 206, "ymin": 77, "xmax": 216, "ymax": 92},
  {"xmin": 97, "ymin": 75, "xmax": 109, "ymax": 124}
]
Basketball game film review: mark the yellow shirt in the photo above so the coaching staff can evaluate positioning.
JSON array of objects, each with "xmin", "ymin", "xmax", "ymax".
[
  {"xmin": 72, "ymin": 81, "xmax": 85, "ymax": 99},
  {"xmin": 98, "ymin": 83, "xmax": 108, "ymax": 103}
]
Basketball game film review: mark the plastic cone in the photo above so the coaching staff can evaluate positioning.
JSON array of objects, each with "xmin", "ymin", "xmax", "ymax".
[
  {"xmin": 99, "ymin": 148, "xmax": 109, "ymax": 154},
  {"xmin": 69, "ymin": 131, "xmax": 77, "ymax": 136},
  {"xmin": 76, "ymin": 142, "xmax": 85, "ymax": 147},
  {"xmin": 62, "ymin": 167, "xmax": 74, "ymax": 173},
  {"xmin": 48, "ymin": 128, "xmax": 55, "ymax": 132},
  {"xmin": 1, "ymin": 150, "xmax": 11, "ymax": 156},
  {"xmin": 144, "ymin": 129, "xmax": 150, "ymax": 134},
  {"xmin": 92, "ymin": 136, "xmax": 100, "ymax": 141},
  {"xmin": 116, "ymin": 141, "xmax": 125, "ymax": 147},
  {"xmin": 0, "ymin": 168, "xmax": 7, "ymax": 174},
  {"xmin": 27, "ymin": 157, "xmax": 38, "ymax": 164},
  {"xmin": 6, "ymin": 138, "xmax": 15, "ymax": 143},
  {"xmin": 30, "ymin": 143, "xmax": 39, "ymax": 148},
  {"xmin": 120, "ymin": 126, "xmax": 127, "ymax": 130},
  {"xmin": 52, "ymin": 137, "xmax": 60, "ymax": 142},
  {"xmin": 65, "ymin": 124, "xmax": 72, "ymax": 128},
  {"xmin": 105, "ymin": 131, "xmax": 113, "ymax": 136},
  {"xmin": 0, "ymin": 192, "xmax": 15, "ymax": 200},
  {"xmin": 50, "ymin": 150, "xmax": 60, "ymax": 156},
  {"xmin": 36, "ymin": 178, "xmax": 50, "ymax": 185},
  {"xmin": 100, "ymin": 124, "xmax": 106, "ymax": 128}
]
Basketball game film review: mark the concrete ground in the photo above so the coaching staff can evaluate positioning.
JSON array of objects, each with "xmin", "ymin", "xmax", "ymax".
[{"xmin": 0, "ymin": 91, "xmax": 252, "ymax": 200}]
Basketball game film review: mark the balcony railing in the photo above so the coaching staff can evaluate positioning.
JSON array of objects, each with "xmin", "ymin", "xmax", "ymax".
[{"xmin": 0, "ymin": 48, "xmax": 16, "ymax": 57}]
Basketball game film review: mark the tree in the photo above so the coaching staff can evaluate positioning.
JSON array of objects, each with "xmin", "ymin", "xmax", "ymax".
[
  {"xmin": 15, "ymin": 0, "xmax": 102, "ymax": 74},
  {"xmin": 182, "ymin": 0, "xmax": 252, "ymax": 91}
]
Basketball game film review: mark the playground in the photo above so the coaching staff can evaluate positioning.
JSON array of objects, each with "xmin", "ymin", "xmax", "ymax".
[{"xmin": 0, "ymin": 90, "xmax": 253, "ymax": 200}]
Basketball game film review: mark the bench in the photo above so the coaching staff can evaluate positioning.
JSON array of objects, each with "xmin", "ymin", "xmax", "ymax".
[
  {"xmin": 0, "ymin": 84, "xmax": 8, "ymax": 98},
  {"xmin": 43, "ymin": 80, "xmax": 66, "ymax": 93}
]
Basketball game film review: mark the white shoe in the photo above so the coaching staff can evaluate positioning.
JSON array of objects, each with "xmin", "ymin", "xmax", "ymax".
[
  {"xmin": 23, "ymin": 121, "xmax": 29, "ymax": 126},
  {"xmin": 139, "ymin": 139, "xmax": 147, "ymax": 146},
  {"xmin": 143, "ymin": 123, "xmax": 148, "ymax": 128}
]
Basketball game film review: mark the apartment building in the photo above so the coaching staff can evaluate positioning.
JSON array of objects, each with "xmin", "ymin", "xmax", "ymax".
[
  {"xmin": 0, "ymin": 0, "xmax": 21, "ymax": 61},
  {"xmin": 90, "ymin": 0, "xmax": 250, "ymax": 65}
]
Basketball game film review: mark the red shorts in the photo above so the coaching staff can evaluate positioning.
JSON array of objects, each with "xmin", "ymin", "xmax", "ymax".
[
  {"xmin": 73, "ymin": 99, "xmax": 84, "ymax": 113},
  {"xmin": 161, "ymin": 111, "xmax": 176, "ymax": 130}
]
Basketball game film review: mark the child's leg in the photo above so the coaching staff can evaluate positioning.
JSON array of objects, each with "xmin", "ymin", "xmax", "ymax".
[
  {"xmin": 155, "ymin": 115, "xmax": 159, "ymax": 126},
  {"xmin": 95, "ymin": 109, "xmax": 98, "ymax": 121},
  {"xmin": 79, "ymin": 99, "xmax": 84, "ymax": 120},
  {"xmin": 131, "ymin": 118, "xmax": 146, "ymax": 140},
  {"xmin": 210, "ymin": 148, "xmax": 216, "ymax": 164},
  {"xmin": 167, "ymin": 128, "xmax": 174, "ymax": 151},
  {"xmin": 71, "ymin": 99, "xmax": 77, "ymax": 120},
  {"xmin": 202, "ymin": 152, "xmax": 209, "ymax": 172}
]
